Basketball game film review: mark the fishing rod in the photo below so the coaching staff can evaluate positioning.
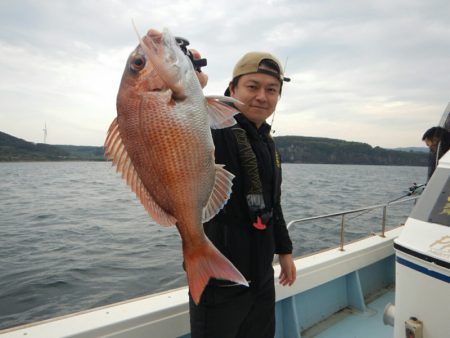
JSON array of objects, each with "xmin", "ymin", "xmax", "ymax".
[
  {"xmin": 347, "ymin": 182, "xmax": 426, "ymax": 221},
  {"xmin": 270, "ymin": 56, "xmax": 289, "ymax": 134}
]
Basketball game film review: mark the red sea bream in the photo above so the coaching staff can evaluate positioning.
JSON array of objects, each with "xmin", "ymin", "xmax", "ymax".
[{"xmin": 104, "ymin": 28, "xmax": 248, "ymax": 304}]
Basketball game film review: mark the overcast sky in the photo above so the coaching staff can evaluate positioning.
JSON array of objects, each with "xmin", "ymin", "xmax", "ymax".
[{"xmin": 0, "ymin": 0, "xmax": 449, "ymax": 148}]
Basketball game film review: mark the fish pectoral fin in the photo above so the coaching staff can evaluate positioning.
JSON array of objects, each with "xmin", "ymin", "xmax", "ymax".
[
  {"xmin": 104, "ymin": 118, "xmax": 177, "ymax": 226},
  {"xmin": 185, "ymin": 238, "xmax": 248, "ymax": 305},
  {"xmin": 205, "ymin": 96, "xmax": 240, "ymax": 129},
  {"xmin": 202, "ymin": 164, "xmax": 234, "ymax": 222}
]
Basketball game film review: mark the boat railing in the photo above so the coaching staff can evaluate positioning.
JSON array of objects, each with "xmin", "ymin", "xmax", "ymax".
[{"xmin": 286, "ymin": 195, "xmax": 420, "ymax": 251}]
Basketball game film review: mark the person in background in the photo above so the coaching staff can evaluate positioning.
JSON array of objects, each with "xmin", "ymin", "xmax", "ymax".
[
  {"xmin": 189, "ymin": 52, "xmax": 297, "ymax": 338},
  {"xmin": 422, "ymin": 126, "xmax": 450, "ymax": 180}
]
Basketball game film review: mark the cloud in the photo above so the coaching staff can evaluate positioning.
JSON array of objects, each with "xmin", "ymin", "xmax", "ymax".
[{"xmin": 0, "ymin": 0, "xmax": 449, "ymax": 147}]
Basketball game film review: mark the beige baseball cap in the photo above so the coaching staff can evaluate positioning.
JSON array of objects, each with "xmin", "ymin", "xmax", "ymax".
[{"xmin": 225, "ymin": 51, "xmax": 290, "ymax": 95}]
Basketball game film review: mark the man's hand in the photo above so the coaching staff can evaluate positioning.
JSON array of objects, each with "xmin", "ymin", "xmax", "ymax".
[
  {"xmin": 278, "ymin": 254, "xmax": 296, "ymax": 286},
  {"xmin": 190, "ymin": 49, "xmax": 208, "ymax": 88}
]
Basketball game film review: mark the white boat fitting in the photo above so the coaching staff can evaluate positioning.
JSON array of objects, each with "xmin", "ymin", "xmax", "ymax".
[{"xmin": 386, "ymin": 151, "xmax": 450, "ymax": 338}]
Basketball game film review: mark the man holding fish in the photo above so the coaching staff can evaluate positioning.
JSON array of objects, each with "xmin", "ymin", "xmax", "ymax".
[
  {"xmin": 105, "ymin": 27, "xmax": 295, "ymax": 338},
  {"xmin": 189, "ymin": 52, "xmax": 297, "ymax": 337}
]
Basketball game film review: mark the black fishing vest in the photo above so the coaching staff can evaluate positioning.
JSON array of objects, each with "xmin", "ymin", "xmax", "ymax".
[{"xmin": 231, "ymin": 125, "xmax": 281, "ymax": 229}]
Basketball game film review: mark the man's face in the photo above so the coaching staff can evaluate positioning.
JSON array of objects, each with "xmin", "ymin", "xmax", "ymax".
[
  {"xmin": 229, "ymin": 71, "xmax": 281, "ymax": 128},
  {"xmin": 425, "ymin": 137, "xmax": 439, "ymax": 153}
]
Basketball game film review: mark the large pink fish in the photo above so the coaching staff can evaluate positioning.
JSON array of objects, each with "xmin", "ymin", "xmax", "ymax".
[{"xmin": 104, "ymin": 28, "xmax": 248, "ymax": 304}]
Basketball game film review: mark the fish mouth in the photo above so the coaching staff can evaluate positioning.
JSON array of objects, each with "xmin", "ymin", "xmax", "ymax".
[{"xmin": 137, "ymin": 27, "xmax": 187, "ymax": 100}]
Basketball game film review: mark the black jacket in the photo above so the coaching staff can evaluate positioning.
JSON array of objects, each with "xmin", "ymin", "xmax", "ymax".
[
  {"xmin": 428, "ymin": 136, "xmax": 450, "ymax": 180},
  {"xmin": 204, "ymin": 114, "xmax": 292, "ymax": 289}
]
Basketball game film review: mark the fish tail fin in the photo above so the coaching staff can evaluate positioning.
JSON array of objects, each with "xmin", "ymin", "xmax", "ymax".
[{"xmin": 184, "ymin": 239, "xmax": 248, "ymax": 305}]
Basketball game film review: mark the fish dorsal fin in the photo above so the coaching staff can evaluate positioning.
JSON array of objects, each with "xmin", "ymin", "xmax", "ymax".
[
  {"xmin": 202, "ymin": 164, "xmax": 235, "ymax": 222},
  {"xmin": 205, "ymin": 96, "xmax": 239, "ymax": 129},
  {"xmin": 104, "ymin": 118, "xmax": 177, "ymax": 226}
]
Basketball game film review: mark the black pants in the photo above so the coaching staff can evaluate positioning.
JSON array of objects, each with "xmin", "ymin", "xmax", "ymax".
[{"xmin": 189, "ymin": 278, "xmax": 275, "ymax": 338}]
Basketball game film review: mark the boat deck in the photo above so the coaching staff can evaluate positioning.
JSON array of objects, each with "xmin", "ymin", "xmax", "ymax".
[{"xmin": 307, "ymin": 290, "xmax": 394, "ymax": 338}]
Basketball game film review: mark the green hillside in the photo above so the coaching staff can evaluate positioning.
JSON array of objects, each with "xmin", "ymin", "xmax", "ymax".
[
  {"xmin": 0, "ymin": 131, "xmax": 428, "ymax": 165},
  {"xmin": 274, "ymin": 136, "xmax": 428, "ymax": 166},
  {"xmin": 0, "ymin": 131, "xmax": 105, "ymax": 161}
]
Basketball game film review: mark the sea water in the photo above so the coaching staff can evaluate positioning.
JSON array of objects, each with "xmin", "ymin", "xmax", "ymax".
[{"xmin": 0, "ymin": 162, "xmax": 426, "ymax": 330}]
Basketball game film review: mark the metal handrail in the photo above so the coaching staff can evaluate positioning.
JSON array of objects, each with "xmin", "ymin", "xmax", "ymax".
[{"xmin": 286, "ymin": 195, "xmax": 420, "ymax": 251}]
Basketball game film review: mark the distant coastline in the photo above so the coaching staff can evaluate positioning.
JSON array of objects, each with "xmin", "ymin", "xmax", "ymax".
[
  {"xmin": 0, "ymin": 131, "xmax": 428, "ymax": 166},
  {"xmin": 0, "ymin": 131, "xmax": 106, "ymax": 162},
  {"xmin": 275, "ymin": 136, "xmax": 429, "ymax": 166}
]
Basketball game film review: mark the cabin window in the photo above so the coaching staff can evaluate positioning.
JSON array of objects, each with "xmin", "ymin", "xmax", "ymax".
[
  {"xmin": 410, "ymin": 169, "xmax": 450, "ymax": 227},
  {"xmin": 428, "ymin": 176, "xmax": 450, "ymax": 226}
]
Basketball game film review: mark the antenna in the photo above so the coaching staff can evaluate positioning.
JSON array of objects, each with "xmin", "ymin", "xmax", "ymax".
[
  {"xmin": 43, "ymin": 122, "xmax": 47, "ymax": 144},
  {"xmin": 283, "ymin": 56, "xmax": 289, "ymax": 74}
]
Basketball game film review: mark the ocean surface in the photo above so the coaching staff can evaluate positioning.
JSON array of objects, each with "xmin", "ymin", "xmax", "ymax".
[{"xmin": 0, "ymin": 162, "xmax": 426, "ymax": 330}]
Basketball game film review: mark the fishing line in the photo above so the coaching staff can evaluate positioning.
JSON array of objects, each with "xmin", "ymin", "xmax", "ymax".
[
  {"xmin": 131, "ymin": 19, "xmax": 158, "ymax": 57},
  {"xmin": 270, "ymin": 109, "xmax": 277, "ymax": 134}
]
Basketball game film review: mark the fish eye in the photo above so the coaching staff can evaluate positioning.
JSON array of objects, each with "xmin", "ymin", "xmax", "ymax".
[{"xmin": 130, "ymin": 55, "xmax": 146, "ymax": 72}]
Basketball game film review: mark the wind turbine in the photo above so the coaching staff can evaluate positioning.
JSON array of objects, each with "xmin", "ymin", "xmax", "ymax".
[{"xmin": 43, "ymin": 122, "xmax": 47, "ymax": 144}]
